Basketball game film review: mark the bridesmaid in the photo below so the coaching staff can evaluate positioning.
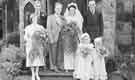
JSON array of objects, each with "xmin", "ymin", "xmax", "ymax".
[
  {"xmin": 93, "ymin": 37, "xmax": 108, "ymax": 80},
  {"xmin": 74, "ymin": 33, "xmax": 95, "ymax": 80}
]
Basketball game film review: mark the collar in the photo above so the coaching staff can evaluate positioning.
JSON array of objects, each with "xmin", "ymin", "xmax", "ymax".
[
  {"xmin": 54, "ymin": 13, "xmax": 61, "ymax": 18},
  {"xmin": 88, "ymin": 8, "xmax": 96, "ymax": 15}
]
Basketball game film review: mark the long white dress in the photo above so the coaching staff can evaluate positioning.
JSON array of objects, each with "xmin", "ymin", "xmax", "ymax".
[
  {"xmin": 74, "ymin": 43, "xmax": 95, "ymax": 80},
  {"xmin": 63, "ymin": 8, "xmax": 83, "ymax": 70},
  {"xmin": 24, "ymin": 24, "xmax": 46, "ymax": 67},
  {"xmin": 93, "ymin": 49, "xmax": 107, "ymax": 80}
]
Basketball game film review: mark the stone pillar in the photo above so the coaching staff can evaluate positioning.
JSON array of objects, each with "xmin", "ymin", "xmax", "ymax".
[
  {"xmin": 2, "ymin": 0, "xmax": 8, "ymax": 41},
  {"xmin": 102, "ymin": 0, "xmax": 116, "ymax": 55},
  {"xmin": 19, "ymin": 0, "xmax": 24, "ymax": 49}
]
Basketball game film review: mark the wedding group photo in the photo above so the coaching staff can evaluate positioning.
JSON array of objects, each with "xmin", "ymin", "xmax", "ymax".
[{"xmin": 0, "ymin": 0, "xmax": 135, "ymax": 80}]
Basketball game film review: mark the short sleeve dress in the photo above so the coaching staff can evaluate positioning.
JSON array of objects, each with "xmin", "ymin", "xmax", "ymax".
[{"xmin": 24, "ymin": 24, "xmax": 46, "ymax": 67}]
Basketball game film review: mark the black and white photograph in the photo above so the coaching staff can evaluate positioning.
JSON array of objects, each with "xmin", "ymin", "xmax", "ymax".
[{"xmin": 0, "ymin": 0, "xmax": 135, "ymax": 80}]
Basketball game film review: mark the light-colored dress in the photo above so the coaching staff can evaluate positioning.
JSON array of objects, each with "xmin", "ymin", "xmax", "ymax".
[
  {"xmin": 59, "ymin": 22, "xmax": 78, "ymax": 70},
  {"xmin": 63, "ymin": 13, "xmax": 83, "ymax": 70},
  {"xmin": 93, "ymin": 49, "xmax": 107, "ymax": 80},
  {"xmin": 65, "ymin": 15, "xmax": 83, "ymax": 35},
  {"xmin": 24, "ymin": 24, "xmax": 46, "ymax": 67},
  {"xmin": 74, "ymin": 43, "xmax": 95, "ymax": 80}
]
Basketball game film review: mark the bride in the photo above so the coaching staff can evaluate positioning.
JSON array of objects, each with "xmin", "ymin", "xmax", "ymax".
[
  {"xmin": 61, "ymin": 2, "xmax": 83, "ymax": 72},
  {"xmin": 64, "ymin": 2, "xmax": 84, "ymax": 36}
]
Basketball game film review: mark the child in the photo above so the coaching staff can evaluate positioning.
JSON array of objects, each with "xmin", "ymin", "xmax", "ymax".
[
  {"xmin": 93, "ymin": 37, "xmax": 108, "ymax": 80},
  {"xmin": 73, "ymin": 33, "xmax": 95, "ymax": 80}
]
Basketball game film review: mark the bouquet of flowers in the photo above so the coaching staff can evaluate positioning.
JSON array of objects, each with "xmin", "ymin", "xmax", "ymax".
[
  {"xmin": 80, "ymin": 46, "xmax": 92, "ymax": 58},
  {"xmin": 29, "ymin": 30, "xmax": 48, "ymax": 62},
  {"xmin": 98, "ymin": 47, "xmax": 107, "ymax": 56}
]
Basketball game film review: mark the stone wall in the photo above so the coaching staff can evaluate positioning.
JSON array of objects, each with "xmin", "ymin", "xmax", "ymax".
[
  {"xmin": 101, "ymin": 0, "xmax": 116, "ymax": 55},
  {"xmin": 116, "ymin": 0, "xmax": 135, "ymax": 54}
]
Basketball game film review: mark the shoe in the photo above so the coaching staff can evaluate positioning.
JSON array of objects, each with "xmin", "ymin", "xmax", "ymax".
[
  {"xmin": 65, "ymin": 70, "xmax": 68, "ymax": 72},
  {"xmin": 54, "ymin": 67, "xmax": 61, "ymax": 73}
]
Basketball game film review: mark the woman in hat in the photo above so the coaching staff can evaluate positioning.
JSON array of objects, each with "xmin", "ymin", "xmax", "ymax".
[{"xmin": 24, "ymin": 14, "xmax": 47, "ymax": 80}]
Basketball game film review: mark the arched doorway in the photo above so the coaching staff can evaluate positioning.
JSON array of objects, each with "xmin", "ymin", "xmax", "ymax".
[{"xmin": 24, "ymin": 2, "xmax": 35, "ymax": 27}]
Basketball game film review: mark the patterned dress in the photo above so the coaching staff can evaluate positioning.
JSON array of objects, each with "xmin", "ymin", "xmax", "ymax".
[
  {"xmin": 24, "ymin": 24, "xmax": 47, "ymax": 67},
  {"xmin": 58, "ymin": 22, "xmax": 79, "ymax": 70}
]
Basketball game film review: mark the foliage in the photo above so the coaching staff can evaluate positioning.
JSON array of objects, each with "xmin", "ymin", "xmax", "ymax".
[
  {"xmin": 0, "ymin": 45, "xmax": 25, "ymax": 80},
  {"xmin": 106, "ymin": 53, "xmax": 135, "ymax": 74},
  {"xmin": 6, "ymin": 31, "xmax": 20, "ymax": 47}
]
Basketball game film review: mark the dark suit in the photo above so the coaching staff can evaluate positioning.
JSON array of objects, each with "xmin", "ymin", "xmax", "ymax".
[{"xmin": 83, "ymin": 9, "xmax": 103, "ymax": 41}]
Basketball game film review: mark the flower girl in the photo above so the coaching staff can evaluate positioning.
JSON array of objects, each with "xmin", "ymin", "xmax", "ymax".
[
  {"xmin": 93, "ymin": 37, "xmax": 108, "ymax": 80},
  {"xmin": 74, "ymin": 33, "xmax": 95, "ymax": 80}
]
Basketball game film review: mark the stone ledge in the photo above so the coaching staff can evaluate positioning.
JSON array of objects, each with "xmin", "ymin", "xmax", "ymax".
[{"xmin": 39, "ymin": 71, "xmax": 73, "ymax": 77}]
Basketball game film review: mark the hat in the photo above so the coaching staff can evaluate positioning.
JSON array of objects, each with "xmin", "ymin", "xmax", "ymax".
[
  {"xmin": 88, "ymin": 0, "xmax": 95, "ymax": 2},
  {"xmin": 80, "ymin": 33, "xmax": 90, "ymax": 43},
  {"xmin": 94, "ymin": 37, "xmax": 102, "ymax": 43},
  {"xmin": 81, "ymin": 33, "xmax": 89, "ymax": 39}
]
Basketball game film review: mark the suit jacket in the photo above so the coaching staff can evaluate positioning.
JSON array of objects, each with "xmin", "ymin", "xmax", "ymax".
[
  {"xmin": 47, "ymin": 14, "xmax": 63, "ymax": 43},
  {"xmin": 83, "ymin": 9, "xmax": 103, "ymax": 35}
]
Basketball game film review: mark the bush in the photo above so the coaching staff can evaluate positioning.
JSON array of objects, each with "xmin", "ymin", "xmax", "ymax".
[
  {"xmin": 0, "ymin": 45, "xmax": 25, "ymax": 80},
  {"xmin": 6, "ymin": 31, "xmax": 20, "ymax": 47}
]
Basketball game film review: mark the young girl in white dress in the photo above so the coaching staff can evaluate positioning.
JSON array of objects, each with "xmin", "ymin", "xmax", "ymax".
[
  {"xmin": 74, "ymin": 33, "xmax": 95, "ymax": 80},
  {"xmin": 93, "ymin": 37, "xmax": 108, "ymax": 80}
]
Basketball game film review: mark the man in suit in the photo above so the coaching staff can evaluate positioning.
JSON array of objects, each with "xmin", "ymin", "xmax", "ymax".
[
  {"xmin": 83, "ymin": 0, "xmax": 103, "ymax": 42},
  {"xmin": 47, "ymin": 2, "xmax": 64, "ymax": 72}
]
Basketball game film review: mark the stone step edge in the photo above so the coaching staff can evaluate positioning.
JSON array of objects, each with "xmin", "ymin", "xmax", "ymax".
[{"xmin": 39, "ymin": 71, "xmax": 73, "ymax": 77}]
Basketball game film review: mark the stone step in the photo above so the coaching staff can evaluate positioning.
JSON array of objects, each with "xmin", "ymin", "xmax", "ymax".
[
  {"xmin": 39, "ymin": 71, "xmax": 73, "ymax": 80},
  {"xmin": 15, "ymin": 71, "xmax": 74, "ymax": 80}
]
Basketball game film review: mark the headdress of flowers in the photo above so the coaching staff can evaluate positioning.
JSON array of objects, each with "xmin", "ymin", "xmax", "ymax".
[{"xmin": 68, "ymin": 2, "xmax": 78, "ymax": 9}]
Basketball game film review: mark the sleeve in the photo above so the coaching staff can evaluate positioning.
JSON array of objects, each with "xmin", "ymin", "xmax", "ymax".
[
  {"xmin": 82, "ymin": 13, "xmax": 87, "ymax": 33},
  {"xmin": 76, "ymin": 10, "xmax": 84, "ymax": 35},
  {"xmin": 46, "ymin": 16, "xmax": 53, "ymax": 43},
  {"xmin": 76, "ymin": 44, "xmax": 82, "ymax": 56},
  {"xmin": 99, "ymin": 12, "xmax": 104, "ymax": 35},
  {"xmin": 24, "ymin": 27, "xmax": 29, "ymax": 43}
]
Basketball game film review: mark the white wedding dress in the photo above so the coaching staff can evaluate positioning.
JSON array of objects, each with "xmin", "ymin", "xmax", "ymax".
[{"xmin": 63, "ymin": 3, "xmax": 83, "ymax": 70}]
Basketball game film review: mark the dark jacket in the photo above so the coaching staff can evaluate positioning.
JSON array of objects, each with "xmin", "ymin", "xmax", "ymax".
[{"xmin": 83, "ymin": 9, "xmax": 103, "ymax": 39}]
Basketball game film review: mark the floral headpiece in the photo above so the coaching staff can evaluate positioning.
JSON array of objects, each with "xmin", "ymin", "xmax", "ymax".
[
  {"xmin": 80, "ymin": 33, "xmax": 90, "ymax": 43},
  {"xmin": 81, "ymin": 33, "xmax": 89, "ymax": 39},
  {"xmin": 68, "ymin": 2, "xmax": 78, "ymax": 9},
  {"xmin": 94, "ymin": 37, "xmax": 102, "ymax": 43}
]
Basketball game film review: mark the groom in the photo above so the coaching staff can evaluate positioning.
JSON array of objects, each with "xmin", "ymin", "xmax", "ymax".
[
  {"xmin": 47, "ymin": 2, "xmax": 64, "ymax": 72},
  {"xmin": 83, "ymin": 0, "xmax": 103, "ymax": 42}
]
